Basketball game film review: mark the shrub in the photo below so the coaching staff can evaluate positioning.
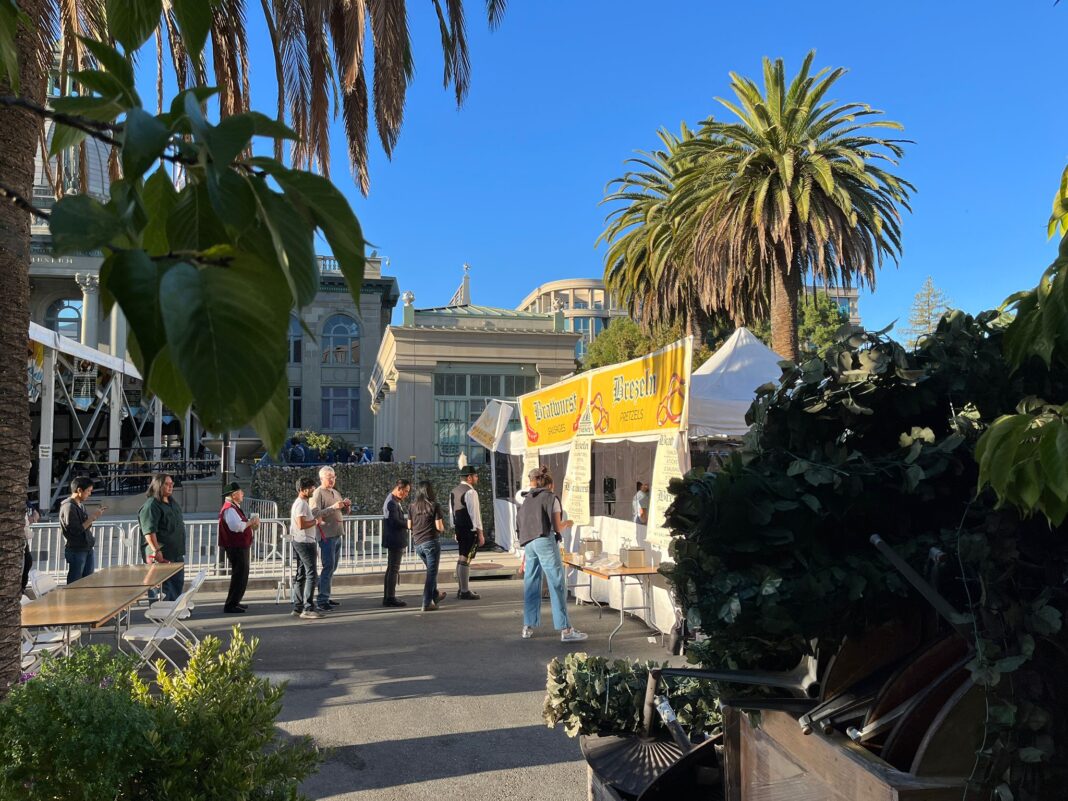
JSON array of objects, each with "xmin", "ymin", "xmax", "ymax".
[
  {"xmin": 0, "ymin": 647, "xmax": 152, "ymax": 801},
  {"xmin": 544, "ymin": 652, "xmax": 720, "ymax": 739},
  {"xmin": 0, "ymin": 631, "xmax": 320, "ymax": 801}
]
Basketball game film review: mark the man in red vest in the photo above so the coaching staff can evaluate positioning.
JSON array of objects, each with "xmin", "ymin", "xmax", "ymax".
[{"xmin": 219, "ymin": 481, "xmax": 261, "ymax": 613}]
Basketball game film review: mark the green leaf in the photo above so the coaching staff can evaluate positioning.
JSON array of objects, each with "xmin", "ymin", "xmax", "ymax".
[
  {"xmin": 1017, "ymin": 747, "xmax": 1046, "ymax": 764},
  {"xmin": 0, "ymin": 1, "xmax": 28, "ymax": 91},
  {"xmin": 159, "ymin": 256, "xmax": 289, "ymax": 430},
  {"xmin": 164, "ymin": 86, "xmax": 219, "ymax": 130},
  {"xmin": 50, "ymin": 195, "xmax": 121, "ymax": 254},
  {"xmin": 243, "ymin": 111, "xmax": 299, "ymax": 141},
  {"xmin": 167, "ymin": 182, "xmax": 229, "ymax": 251},
  {"xmin": 256, "ymin": 163, "xmax": 365, "ymax": 307},
  {"xmin": 48, "ymin": 96, "xmax": 124, "ymax": 156},
  {"xmin": 247, "ymin": 181, "xmax": 318, "ymax": 306},
  {"xmin": 141, "ymin": 168, "xmax": 180, "ymax": 255},
  {"xmin": 107, "ymin": 0, "xmax": 162, "ymax": 53},
  {"xmin": 171, "ymin": 0, "xmax": 212, "ymax": 60},
  {"xmin": 205, "ymin": 168, "xmax": 257, "ymax": 235},
  {"xmin": 249, "ymin": 375, "xmax": 289, "ymax": 455},
  {"xmin": 77, "ymin": 36, "xmax": 136, "ymax": 93},
  {"xmin": 206, "ymin": 113, "xmax": 254, "ymax": 165},
  {"xmin": 69, "ymin": 69, "xmax": 136, "ymax": 106},
  {"xmin": 1039, "ymin": 421, "xmax": 1068, "ymax": 501},
  {"xmin": 146, "ymin": 345, "xmax": 193, "ymax": 417},
  {"xmin": 102, "ymin": 250, "xmax": 171, "ymax": 376},
  {"xmin": 121, "ymin": 109, "xmax": 171, "ymax": 178}
]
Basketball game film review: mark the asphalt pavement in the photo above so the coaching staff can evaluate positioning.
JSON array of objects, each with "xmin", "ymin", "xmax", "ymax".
[{"xmin": 189, "ymin": 575, "xmax": 672, "ymax": 800}]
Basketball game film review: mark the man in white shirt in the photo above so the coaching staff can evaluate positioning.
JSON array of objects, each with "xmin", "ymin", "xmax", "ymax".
[
  {"xmin": 290, "ymin": 477, "xmax": 333, "ymax": 619},
  {"xmin": 632, "ymin": 481, "xmax": 650, "ymax": 526},
  {"xmin": 449, "ymin": 466, "xmax": 484, "ymax": 600}
]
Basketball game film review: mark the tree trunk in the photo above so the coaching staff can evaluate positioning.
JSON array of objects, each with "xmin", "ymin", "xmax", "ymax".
[
  {"xmin": 770, "ymin": 259, "xmax": 801, "ymax": 362},
  {"xmin": 0, "ymin": 0, "xmax": 47, "ymax": 697}
]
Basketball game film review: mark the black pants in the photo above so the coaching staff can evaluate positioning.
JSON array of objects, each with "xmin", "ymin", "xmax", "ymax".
[
  {"xmin": 383, "ymin": 546, "xmax": 405, "ymax": 600},
  {"xmin": 21, "ymin": 546, "xmax": 32, "ymax": 595},
  {"xmin": 224, "ymin": 546, "xmax": 250, "ymax": 610}
]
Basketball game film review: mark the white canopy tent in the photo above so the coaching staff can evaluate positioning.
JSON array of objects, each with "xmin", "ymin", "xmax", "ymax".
[{"xmin": 688, "ymin": 327, "xmax": 783, "ymax": 439}]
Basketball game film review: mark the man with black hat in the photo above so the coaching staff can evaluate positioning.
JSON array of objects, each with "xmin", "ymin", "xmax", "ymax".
[
  {"xmin": 218, "ymin": 481, "xmax": 260, "ymax": 613},
  {"xmin": 449, "ymin": 465, "xmax": 484, "ymax": 600}
]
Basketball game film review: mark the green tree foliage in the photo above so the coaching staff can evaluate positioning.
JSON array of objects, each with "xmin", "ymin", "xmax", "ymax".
[
  {"xmin": 743, "ymin": 291, "xmax": 849, "ymax": 358},
  {"xmin": 904, "ymin": 276, "xmax": 951, "ymax": 348},
  {"xmin": 675, "ymin": 52, "xmax": 912, "ymax": 360},
  {"xmin": 581, "ymin": 318, "xmax": 711, "ymax": 371}
]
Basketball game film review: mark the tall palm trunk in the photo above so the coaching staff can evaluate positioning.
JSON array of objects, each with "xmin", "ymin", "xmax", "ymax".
[
  {"xmin": 770, "ymin": 255, "xmax": 801, "ymax": 361},
  {"xmin": 0, "ymin": 0, "xmax": 47, "ymax": 697}
]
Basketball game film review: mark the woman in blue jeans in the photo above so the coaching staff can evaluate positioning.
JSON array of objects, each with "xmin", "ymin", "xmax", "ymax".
[
  {"xmin": 517, "ymin": 467, "xmax": 587, "ymax": 643},
  {"xmin": 408, "ymin": 481, "xmax": 448, "ymax": 611}
]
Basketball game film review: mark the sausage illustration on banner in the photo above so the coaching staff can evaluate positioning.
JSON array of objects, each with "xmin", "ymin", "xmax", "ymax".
[
  {"xmin": 524, "ymin": 415, "xmax": 540, "ymax": 443},
  {"xmin": 571, "ymin": 397, "xmax": 587, "ymax": 431}
]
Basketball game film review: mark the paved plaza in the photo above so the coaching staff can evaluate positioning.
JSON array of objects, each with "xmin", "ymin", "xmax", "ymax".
[{"xmin": 187, "ymin": 577, "xmax": 671, "ymax": 800}]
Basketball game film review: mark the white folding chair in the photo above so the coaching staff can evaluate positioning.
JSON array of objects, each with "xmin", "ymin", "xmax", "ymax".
[
  {"xmin": 122, "ymin": 588, "xmax": 196, "ymax": 670},
  {"xmin": 20, "ymin": 595, "xmax": 82, "ymax": 655},
  {"xmin": 143, "ymin": 570, "xmax": 207, "ymax": 648},
  {"xmin": 28, "ymin": 569, "xmax": 59, "ymax": 597}
]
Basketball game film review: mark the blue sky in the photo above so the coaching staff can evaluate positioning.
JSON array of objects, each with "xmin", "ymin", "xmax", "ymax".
[{"xmin": 211, "ymin": 2, "xmax": 1068, "ymax": 331}]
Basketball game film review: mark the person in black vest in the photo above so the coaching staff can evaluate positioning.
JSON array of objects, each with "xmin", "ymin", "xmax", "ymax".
[
  {"xmin": 218, "ymin": 481, "xmax": 260, "ymax": 613},
  {"xmin": 382, "ymin": 479, "xmax": 411, "ymax": 607},
  {"xmin": 517, "ymin": 465, "xmax": 587, "ymax": 642},
  {"xmin": 449, "ymin": 466, "xmax": 484, "ymax": 600}
]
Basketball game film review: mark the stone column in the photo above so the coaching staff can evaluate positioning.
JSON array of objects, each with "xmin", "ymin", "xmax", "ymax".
[{"xmin": 75, "ymin": 272, "xmax": 100, "ymax": 349}]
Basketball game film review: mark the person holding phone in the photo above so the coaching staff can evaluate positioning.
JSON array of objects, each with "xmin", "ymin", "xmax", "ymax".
[
  {"xmin": 310, "ymin": 466, "xmax": 351, "ymax": 611},
  {"xmin": 59, "ymin": 476, "xmax": 106, "ymax": 584}
]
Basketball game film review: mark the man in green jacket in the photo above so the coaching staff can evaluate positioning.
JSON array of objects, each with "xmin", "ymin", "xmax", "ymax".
[{"xmin": 139, "ymin": 473, "xmax": 187, "ymax": 600}]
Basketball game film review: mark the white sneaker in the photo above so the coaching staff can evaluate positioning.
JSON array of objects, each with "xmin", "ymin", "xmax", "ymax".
[
  {"xmin": 561, "ymin": 628, "xmax": 588, "ymax": 643},
  {"xmin": 521, "ymin": 626, "xmax": 534, "ymax": 639},
  {"xmin": 300, "ymin": 610, "xmax": 324, "ymax": 620}
]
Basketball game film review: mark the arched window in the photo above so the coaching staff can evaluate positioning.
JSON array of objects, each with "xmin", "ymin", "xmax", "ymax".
[
  {"xmin": 321, "ymin": 314, "xmax": 360, "ymax": 365},
  {"xmin": 288, "ymin": 316, "xmax": 302, "ymax": 364},
  {"xmin": 45, "ymin": 298, "xmax": 82, "ymax": 340}
]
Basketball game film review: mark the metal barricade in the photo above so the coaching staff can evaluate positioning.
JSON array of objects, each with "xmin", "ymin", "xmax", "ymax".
[{"xmin": 28, "ymin": 515, "xmax": 405, "ymax": 591}]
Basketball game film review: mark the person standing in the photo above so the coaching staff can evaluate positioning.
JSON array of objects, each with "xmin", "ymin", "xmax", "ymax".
[
  {"xmin": 218, "ymin": 481, "xmax": 260, "ymax": 614},
  {"xmin": 382, "ymin": 479, "xmax": 411, "ymax": 607},
  {"xmin": 449, "ymin": 465, "xmax": 484, "ymax": 600},
  {"xmin": 139, "ymin": 473, "xmax": 186, "ymax": 601},
  {"xmin": 22, "ymin": 504, "xmax": 39, "ymax": 594},
  {"xmin": 290, "ymin": 477, "xmax": 326, "ymax": 620},
  {"xmin": 408, "ymin": 481, "xmax": 448, "ymax": 611},
  {"xmin": 632, "ymin": 481, "xmax": 650, "ymax": 525},
  {"xmin": 378, "ymin": 444, "xmax": 394, "ymax": 462},
  {"xmin": 59, "ymin": 477, "xmax": 106, "ymax": 585},
  {"xmin": 311, "ymin": 466, "xmax": 351, "ymax": 611},
  {"xmin": 517, "ymin": 466, "xmax": 587, "ymax": 642}
]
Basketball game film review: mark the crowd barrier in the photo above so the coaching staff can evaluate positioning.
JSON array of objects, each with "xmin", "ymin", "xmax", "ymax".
[{"xmin": 27, "ymin": 514, "xmax": 414, "ymax": 602}]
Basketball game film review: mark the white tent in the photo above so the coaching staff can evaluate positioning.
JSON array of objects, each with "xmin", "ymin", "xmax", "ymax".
[{"xmin": 688, "ymin": 328, "xmax": 783, "ymax": 438}]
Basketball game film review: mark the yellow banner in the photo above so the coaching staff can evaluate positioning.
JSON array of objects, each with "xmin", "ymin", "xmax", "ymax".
[
  {"xmin": 518, "ymin": 373, "xmax": 591, "ymax": 449},
  {"xmin": 587, "ymin": 338, "xmax": 691, "ymax": 438}
]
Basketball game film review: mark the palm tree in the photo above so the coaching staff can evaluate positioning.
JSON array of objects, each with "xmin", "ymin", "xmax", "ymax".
[
  {"xmin": 675, "ymin": 50, "xmax": 913, "ymax": 360},
  {"xmin": 0, "ymin": 0, "xmax": 504, "ymax": 695},
  {"xmin": 598, "ymin": 125, "xmax": 735, "ymax": 339}
]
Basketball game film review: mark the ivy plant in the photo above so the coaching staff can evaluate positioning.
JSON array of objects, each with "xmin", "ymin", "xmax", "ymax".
[{"xmin": 664, "ymin": 312, "xmax": 1068, "ymax": 799}]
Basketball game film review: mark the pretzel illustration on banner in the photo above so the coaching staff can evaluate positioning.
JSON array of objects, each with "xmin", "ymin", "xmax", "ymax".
[
  {"xmin": 656, "ymin": 373, "xmax": 686, "ymax": 427},
  {"xmin": 571, "ymin": 397, "xmax": 587, "ymax": 432},
  {"xmin": 590, "ymin": 392, "xmax": 610, "ymax": 433}
]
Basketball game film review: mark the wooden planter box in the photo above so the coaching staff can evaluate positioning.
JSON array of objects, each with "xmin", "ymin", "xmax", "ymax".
[{"xmin": 721, "ymin": 707, "xmax": 967, "ymax": 801}]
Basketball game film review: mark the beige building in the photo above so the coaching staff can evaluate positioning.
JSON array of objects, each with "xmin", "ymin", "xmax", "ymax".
[
  {"xmin": 516, "ymin": 278, "xmax": 630, "ymax": 359},
  {"xmin": 369, "ymin": 294, "xmax": 580, "ymax": 463}
]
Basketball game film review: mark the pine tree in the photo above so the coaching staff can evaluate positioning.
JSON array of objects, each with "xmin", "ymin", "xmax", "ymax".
[{"xmin": 905, "ymin": 277, "xmax": 951, "ymax": 348}]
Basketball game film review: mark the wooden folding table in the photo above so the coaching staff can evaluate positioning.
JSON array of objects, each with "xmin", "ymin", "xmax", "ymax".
[
  {"xmin": 21, "ymin": 584, "xmax": 156, "ymax": 650},
  {"xmin": 563, "ymin": 555, "xmax": 660, "ymax": 651}
]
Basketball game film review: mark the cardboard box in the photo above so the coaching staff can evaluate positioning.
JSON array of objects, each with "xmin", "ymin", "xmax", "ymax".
[{"xmin": 620, "ymin": 547, "xmax": 646, "ymax": 568}]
